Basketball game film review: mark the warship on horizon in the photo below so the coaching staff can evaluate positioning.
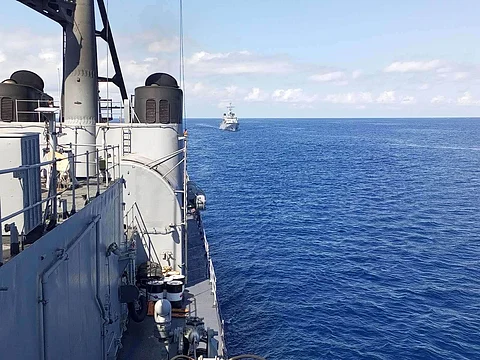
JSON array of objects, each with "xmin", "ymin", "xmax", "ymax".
[{"xmin": 219, "ymin": 103, "xmax": 240, "ymax": 132}]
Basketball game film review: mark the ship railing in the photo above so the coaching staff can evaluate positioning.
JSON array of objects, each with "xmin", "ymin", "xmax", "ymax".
[
  {"xmin": 99, "ymin": 99, "xmax": 126, "ymax": 123},
  {"xmin": 3, "ymin": 98, "xmax": 128, "ymax": 123},
  {"xmin": 71, "ymin": 143, "xmax": 122, "ymax": 195},
  {"xmin": 0, "ymin": 143, "xmax": 121, "ymax": 265},
  {"xmin": 95, "ymin": 98, "xmax": 144, "ymax": 124},
  {"xmin": 199, "ymin": 217, "xmax": 228, "ymax": 355},
  {"xmin": 3, "ymin": 98, "xmax": 168, "ymax": 125},
  {"xmin": 124, "ymin": 202, "xmax": 161, "ymax": 265},
  {"xmin": 6, "ymin": 99, "xmax": 61, "ymax": 122},
  {"xmin": 100, "ymin": 99, "xmax": 141, "ymax": 124}
]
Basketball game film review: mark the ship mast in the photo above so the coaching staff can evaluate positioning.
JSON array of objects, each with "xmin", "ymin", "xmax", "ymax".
[
  {"xmin": 63, "ymin": 0, "xmax": 98, "ymax": 177},
  {"xmin": 17, "ymin": 0, "xmax": 128, "ymax": 176},
  {"xmin": 227, "ymin": 102, "xmax": 234, "ymax": 115}
]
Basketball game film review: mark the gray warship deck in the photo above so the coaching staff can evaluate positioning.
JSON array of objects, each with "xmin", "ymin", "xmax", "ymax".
[
  {"xmin": 0, "ymin": 179, "xmax": 224, "ymax": 358},
  {"xmin": 1, "ymin": 178, "xmax": 224, "ymax": 359},
  {"xmin": 1, "ymin": 178, "xmax": 110, "ymax": 264},
  {"xmin": 117, "ymin": 213, "xmax": 223, "ymax": 359}
]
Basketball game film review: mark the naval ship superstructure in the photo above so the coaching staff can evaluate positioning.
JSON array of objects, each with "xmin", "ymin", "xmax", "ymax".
[
  {"xmin": 219, "ymin": 103, "xmax": 239, "ymax": 132},
  {"xmin": 0, "ymin": 1, "xmax": 264, "ymax": 359}
]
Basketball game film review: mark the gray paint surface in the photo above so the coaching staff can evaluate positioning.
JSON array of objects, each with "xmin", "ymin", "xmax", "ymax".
[
  {"xmin": 0, "ymin": 180, "xmax": 126, "ymax": 360},
  {"xmin": 0, "ymin": 133, "xmax": 42, "ymax": 235}
]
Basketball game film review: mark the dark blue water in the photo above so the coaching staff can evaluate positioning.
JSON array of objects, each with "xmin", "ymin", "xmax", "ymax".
[{"xmin": 188, "ymin": 118, "xmax": 480, "ymax": 360}]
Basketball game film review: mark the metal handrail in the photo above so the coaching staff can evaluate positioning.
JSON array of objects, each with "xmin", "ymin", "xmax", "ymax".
[
  {"xmin": 203, "ymin": 227, "xmax": 217, "ymax": 305},
  {"xmin": 0, "ymin": 159, "xmax": 58, "ymax": 176},
  {"xmin": 0, "ymin": 142, "xmax": 122, "ymax": 265},
  {"xmin": 3, "ymin": 97, "xmax": 159, "ymax": 125},
  {"xmin": 0, "ymin": 144, "xmax": 121, "ymax": 227},
  {"xmin": 99, "ymin": 99, "xmax": 125, "ymax": 123},
  {"xmin": 199, "ymin": 218, "xmax": 227, "ymax": 355},
  {"xmin": 9, "ymin": 99, "xmax": 60, "ymax": 122},
  {"xmin": 5, "ymin": 98, "xmax": 129, "ymax": 123}
]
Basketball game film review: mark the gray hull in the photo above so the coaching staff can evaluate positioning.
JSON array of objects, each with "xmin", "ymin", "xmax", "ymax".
[{"xmin": 0, "ymin": 180, "xmax": 128, "ymax": 360}]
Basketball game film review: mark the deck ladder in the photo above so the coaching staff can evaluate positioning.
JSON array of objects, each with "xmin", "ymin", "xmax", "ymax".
[{"xmin": 122, "ymin": 127, "xmax": 132, "ymax": 155}]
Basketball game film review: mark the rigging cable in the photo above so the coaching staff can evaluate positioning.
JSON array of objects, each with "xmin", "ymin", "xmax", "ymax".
[
  {"xmin": 105, "ymin": 0, "xmax": 110, "ymax": 119},
  {"xmin": 180, "ymin": 0, "xmax": 187, "ymax": 131}
]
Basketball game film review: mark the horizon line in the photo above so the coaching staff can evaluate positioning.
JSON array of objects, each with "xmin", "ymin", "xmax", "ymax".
[{"xmin": 186, "ymin": 116, "xmax": 480, "ymax": 119}]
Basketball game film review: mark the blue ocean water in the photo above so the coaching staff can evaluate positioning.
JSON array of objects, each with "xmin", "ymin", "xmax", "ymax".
[{"xmin": 187, "ymin": 118, "xmax": 480, "ymax": 360}]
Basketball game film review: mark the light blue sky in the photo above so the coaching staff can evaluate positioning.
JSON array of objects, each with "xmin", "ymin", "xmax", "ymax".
[{"xmin": 1, "ymin": 1, "xmax": 480, "ymax": 117}]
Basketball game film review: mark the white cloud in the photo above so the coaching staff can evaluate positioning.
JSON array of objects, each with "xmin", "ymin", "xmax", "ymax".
[
  {"xmin": 430, "ymin": 95, "xmax": 448, "ymax": 104},
  {"xmin": 188, "ymin": 51, "xmax": 229, "ymax": 64},
  {"xmin": 244, "ymin": 87, "xmax": 268, "ymax": 102},
  {"xmin": 38, "ymin": 49, "xmax": 59, "ymax": 62},
  {"xmin": 7, "ymin": 26, "xmax": 480, "ymax": 117},
  {"xmin": 186, "ymin": 82, "xmax": 225, "ymax": 98},
  {"xmin": 310, "ymin": 71, "xmax": 346, "ymax": 82},
  {"xmin": 453, "ymin": 72, "xmax": 469, "ymax": 80},
  {"xmin": 290, "ymin": 103, "xmax": 315, "ymax": 109},
  {"xmin": 123, "ymin": 60, "xmax": 156, "ymax": 79},
  {"xmin": 217, "ymin": 100, "xmax": 232, "ymax": 109},
  {"xmin": 400, "ymin": 95, "xmax": 416, "ymax": 104},
  {"xmin": 185, "ymin": 82, "xmax": 209, "ymax": 96},
  {"xmin": 457, "ymin": 92, "xmax": 480, "ymax": 106},
  {"xmin": 97, "ymin": 54, "xmax": 172, "ymax": 97},
  {"xmin": 324, "ymin": 91, "xmax": 418, "ymax": 106},
  {"xmin": 383, "ymin": 60, "xmax": 441, "ymax": 73},
  {"xmin": 184, "ymin": 82, "xmax": 249, "ymax": 102},
  {"xmin": 186, "ymin": 51, "xmax": 293, "ymax": 75},
  {"xmin": 271, "ymin": 88, "xmax": 317, "ymax": 103},
  {"xmin": 0, "ymin": 30, "xmax": 60, "ymax": 53},
  {"xmin": 225, "ymin": 85, "xmax": 238, "ymax": 97},
  {"xmin": 352, "ymin": 70, "xmax": 362, "ymax": 79},
  {"xmin": 0, "ymin": 30, "xmax": 63, "ymax": 97},
  {"xmin": 376, "ymin": 91, "xmax": 396, "ymax": 104},
  {"xmin": 323, "ymin": 92, "xmax": 373, "ymax": 104},
  {"xmin": 434, "ymin": 66, "xmax": 474, "ymax": 81},
  {"xmin": 436, "ymin": 67, "xmax": 452, "ymax": 73},
  {"xmin": 147, "ymin": 37, "xmax": 179, "ymax": 53}
]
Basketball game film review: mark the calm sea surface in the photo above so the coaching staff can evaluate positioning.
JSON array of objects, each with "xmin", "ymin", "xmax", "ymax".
[{"xmin": 188, "ymin": 118, "xmax": 480, "ymax": 360}]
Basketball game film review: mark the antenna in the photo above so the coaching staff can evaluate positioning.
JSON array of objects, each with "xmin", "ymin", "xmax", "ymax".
[
  {"xmin": 106, "ymin": 0, "xmax": 110, "ymax": 104},
  {"xmin": 57, "ymin": 66, "xmax": 62, "ymax": 130},
  {"xmin": 180, "ymin": 0, "xmax": 187, "ymax": 130}
]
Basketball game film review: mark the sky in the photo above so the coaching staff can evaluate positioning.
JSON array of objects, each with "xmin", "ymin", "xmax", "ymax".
[{"xmin": 1, "ymin": 0, "xmax": 480, "ymax": 118}]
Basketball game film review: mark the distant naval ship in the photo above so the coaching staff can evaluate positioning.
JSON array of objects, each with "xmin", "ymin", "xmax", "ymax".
[
  {"xmin": 0, "ymin": 1, "xmax": 263, "ymax": 359},
  {"xmin": 219, "ymin": 103, "xmax": 239, "ymax": 131}
]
